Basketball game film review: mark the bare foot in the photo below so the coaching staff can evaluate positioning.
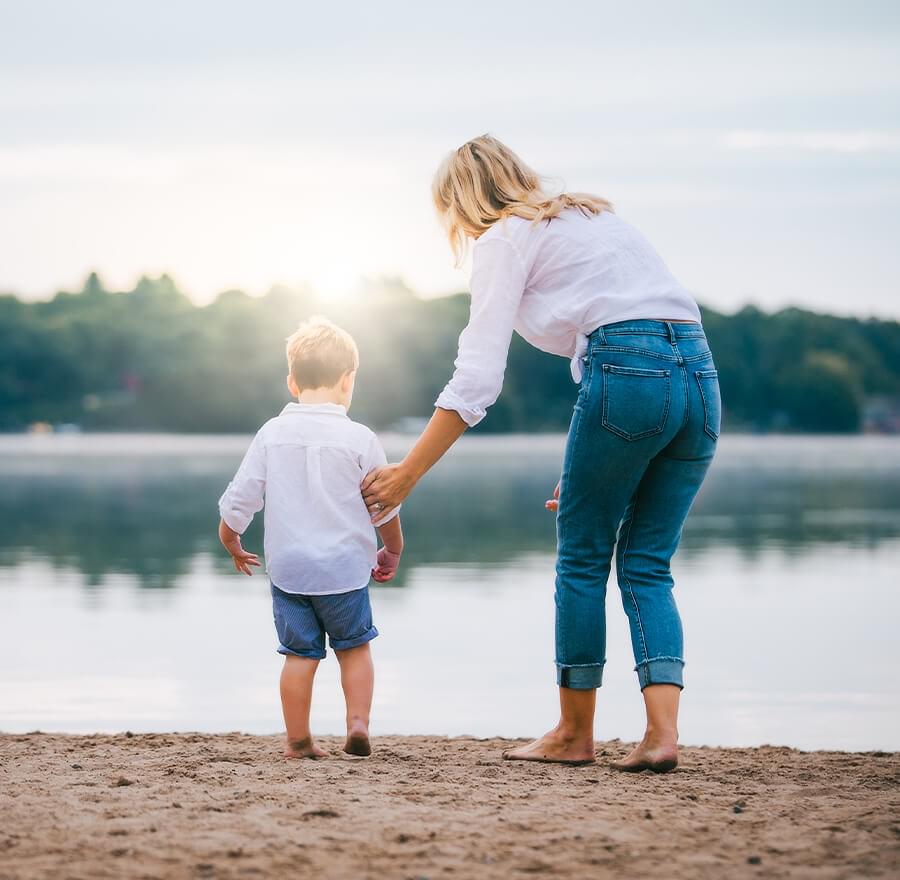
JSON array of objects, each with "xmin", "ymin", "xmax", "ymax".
[
  {"xmin": 611, "ymin": 736, "xmax": 678, "ymax": 773},
  {"xmin": 283, "ymin": 736, "xmax": 328, "ymax": 759},
  {"xmin": 502, "ymin": 728, "xmax": 595, "ymax": 766},
  {"xmin": 343, "ymin": 721, "xmax": 371, "ymax": 757}
]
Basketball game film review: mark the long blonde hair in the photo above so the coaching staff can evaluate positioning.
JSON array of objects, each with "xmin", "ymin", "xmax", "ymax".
[{"xmin": 432, "ymin": 134, "xmax": 613, "ymax": 263}]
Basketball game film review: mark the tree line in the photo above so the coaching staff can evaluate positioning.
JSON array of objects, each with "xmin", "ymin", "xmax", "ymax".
[{"xmin": 1, "ymin": 273, "xmax": 898, "ymax": 433}]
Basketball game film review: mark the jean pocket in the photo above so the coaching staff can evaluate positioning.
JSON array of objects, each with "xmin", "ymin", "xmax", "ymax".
[
  {"xmin": 695, "ymin": 369, "xmax": 721, "ymax": 440},
  {"xmin": 601, "ymin": 364, "xmax": 671, "ymax": 440}
]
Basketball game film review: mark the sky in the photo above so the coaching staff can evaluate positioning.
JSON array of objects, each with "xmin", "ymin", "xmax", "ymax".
[{"xmin": 1, "ymin": 0, "xmax": 899, "ymax": 317}]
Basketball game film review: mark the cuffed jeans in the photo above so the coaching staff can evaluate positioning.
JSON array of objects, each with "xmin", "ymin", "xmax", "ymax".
[{"xmin": 555, "ymin": 320, "xmax": 720, "ymax": 690}]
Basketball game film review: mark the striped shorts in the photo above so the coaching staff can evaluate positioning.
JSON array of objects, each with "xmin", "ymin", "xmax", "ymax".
[{"xmin": 271, "ymin": 582, "xmax": 378, "ymax": 660}]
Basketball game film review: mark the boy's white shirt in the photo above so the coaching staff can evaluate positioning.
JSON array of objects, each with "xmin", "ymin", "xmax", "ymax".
[{"xmin": 218, "ymin": 401, "xmax": 399, "ymax": 595}]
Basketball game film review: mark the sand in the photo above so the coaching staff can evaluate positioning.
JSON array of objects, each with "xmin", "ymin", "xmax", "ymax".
[{"xmin": 0, "ymin": 733, "xmax": 897, "ymax": 879}]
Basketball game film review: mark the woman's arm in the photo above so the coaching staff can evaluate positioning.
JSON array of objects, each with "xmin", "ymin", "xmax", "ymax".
[
  {"xmin": 361, "ymin": 407, "xmax": 467, "ymax": 521},
  {"xmin": 362, "ymin": 236, "xmax": 527, "ymax": 520}
]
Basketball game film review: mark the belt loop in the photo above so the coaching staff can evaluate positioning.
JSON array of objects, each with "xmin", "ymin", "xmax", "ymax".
[
  {"xmin": 665, "ymin": 321, "xmax": 677, "ymax": 344},
  {"xmin": 595, "ymin": 325, "xmax": 607, "ymax": 346}
]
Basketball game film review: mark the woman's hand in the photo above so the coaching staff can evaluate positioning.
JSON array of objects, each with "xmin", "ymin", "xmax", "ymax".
[
  {"xmin": 545, "ymin": 480, "xmax": 561, "ymax": 512},
  {"xmin": 361, "ymin": 408, "xmax": 468, "ymax": 522},
  {"xmin": 362, "ymin": 462, "xmax": 417, "ymax": 523}
]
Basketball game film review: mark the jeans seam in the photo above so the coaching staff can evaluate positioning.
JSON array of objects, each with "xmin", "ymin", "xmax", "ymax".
[
  {"xmin": 634, "ymin": 656, "xmax": 684, "ymax": 667},
  {"xmin": 567, "ymin": 352, "xmax": 594, "ymax": 447},
  {"xmin": 591, "ymin": 345, "xmax": 680, "ymax": 361},
  {"xmin": 591, "ymin": 343, "xmax": 710, "ymax": 365},
  {"xmin": 695, "ymin": 371, "xmax": 720, "ymax": 441},
  {"xmin": 604, "ymin": 365, "xmax": 670, "ymax": 377},
  {"xmin": 619, "ymin": 498, "xmax": 649, "ymax": 665},
  {"xmin": 602, "ymin": 328, "xmax": 705, "ymax": 338}
]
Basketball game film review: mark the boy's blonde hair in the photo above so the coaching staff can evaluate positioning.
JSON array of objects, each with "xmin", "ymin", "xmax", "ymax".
[
  {"xmin": 432, "ymin": 133, "xmax": 613, "ymax": 264},
  {"xmin": 286, "ymin": 316, "xmax": 359, "ymax": 390}
]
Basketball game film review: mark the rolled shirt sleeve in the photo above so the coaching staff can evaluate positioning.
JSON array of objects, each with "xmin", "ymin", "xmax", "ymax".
[
  {"xmin": 362, "ymin": 432, "xmax": 401, "ymax": 527},
  {"xmin": 218, "ymin": 430, "xmax": 267, "ymax": 533},
  {"xmin": 434, "ymin": 236, "xmax": 528, "ymax": 426}
]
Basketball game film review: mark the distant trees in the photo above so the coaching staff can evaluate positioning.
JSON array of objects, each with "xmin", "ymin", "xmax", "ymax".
[
  {"xmin": 775, "ymin": 352, "xmax": 862, "ymax": 432},
  {"xmin": 701, "ymin": 305, "xmax": 899, "ymax": 433},
  {"xmin": 1, "ymin": 275, "xmax": 898, "ymax": 433}
]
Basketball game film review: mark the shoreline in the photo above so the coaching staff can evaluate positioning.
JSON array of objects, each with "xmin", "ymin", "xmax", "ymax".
[
  {"xmin": 1, "ymin": 733, "xmax": 897, "ymax": 879},
  {"xmin": 2, "ymin": 728, "xmax": 897, "ymax": 754}
]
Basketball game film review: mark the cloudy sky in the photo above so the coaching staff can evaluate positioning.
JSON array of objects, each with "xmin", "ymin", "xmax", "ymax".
[{"xmin": 2, "ymin": 0, "xmax": 898, "ymax": 316}]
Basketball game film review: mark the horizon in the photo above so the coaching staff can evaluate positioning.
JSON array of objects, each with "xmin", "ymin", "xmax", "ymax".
[
  {"xmin": 2, "ymin": 1, "xmax": 899, "ymax": 319},
  {"xmin": 4, "ymin": 269, "xmax": 900, "ymax": 324}
]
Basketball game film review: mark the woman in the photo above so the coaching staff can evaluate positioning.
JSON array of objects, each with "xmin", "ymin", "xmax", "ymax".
[{"xmin": 362, "ymin": 135, "xmax": 720, "ymax": 770}]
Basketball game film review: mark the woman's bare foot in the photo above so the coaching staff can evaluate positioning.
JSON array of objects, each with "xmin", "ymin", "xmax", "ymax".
[
  {"xmin": 283, "ymin": 736, "xmax": 328, "ymax": 759},
  {"xmin": 611, "ymin": 735, "xmax": 678, "ymax": 773},
  {"xmin": 343, "ymin": 720, "xmax": 371, "ymax": 757},
  {"xmin": 502, "ymin": 727, "xmax": 596, "ymax": 765}
]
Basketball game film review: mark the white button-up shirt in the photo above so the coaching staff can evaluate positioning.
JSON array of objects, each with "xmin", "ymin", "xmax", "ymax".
[
  {"xmin": 218, "ymin": 402, "xmax": 398, "ymax": 595},
  {"xmin": 434, "ymin": 209, "xmax": 702, "ymax": 426}
]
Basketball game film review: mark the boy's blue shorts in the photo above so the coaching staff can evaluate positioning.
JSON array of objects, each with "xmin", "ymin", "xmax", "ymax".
[{"xmin": 271, "ymin": 582, "xmax": 378, "ymax": 660}]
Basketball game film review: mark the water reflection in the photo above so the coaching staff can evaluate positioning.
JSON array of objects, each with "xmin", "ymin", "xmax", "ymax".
[
  {"xmin": 1, "ymin": 435, "xmax": 898, "ymax": 588},
  {"xmin": 2, "ymin": 434, "xmax": 899, "ymax": 748}
]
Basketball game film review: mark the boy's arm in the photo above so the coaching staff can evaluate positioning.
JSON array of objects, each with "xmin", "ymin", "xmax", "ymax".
[
  {"xmin": 372, "ymin": 514, "xmax": 403, "ymax": 583},
  {"xmin": 362, "ymin": 431, "xmax": 403, "ymax": 583},
  {"xmin": 218, "ymin": 431, "xmax": 267, "ymax": 575},
  {"xmin": 219, "ymin": 519, "xmax": 262, "ymax": 576}
]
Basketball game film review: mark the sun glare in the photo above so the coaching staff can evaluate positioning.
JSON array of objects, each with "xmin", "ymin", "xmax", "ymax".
[{"xmin": 304, "ymin": 263, "xmax": 362, "ymax": 301}]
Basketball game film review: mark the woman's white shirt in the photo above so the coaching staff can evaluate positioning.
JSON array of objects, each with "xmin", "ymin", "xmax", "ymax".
[{"xmin": 434, "ymin": 209, "xmax": 702, "ymax": 426}]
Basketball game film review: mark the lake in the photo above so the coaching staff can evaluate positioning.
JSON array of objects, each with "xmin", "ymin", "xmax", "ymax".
[{"xmin": 1, "ymin": 433, "xmax": 898, "ymax": 752}]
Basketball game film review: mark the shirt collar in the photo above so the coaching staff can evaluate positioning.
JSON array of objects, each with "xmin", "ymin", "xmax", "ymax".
[{"xmin": 280, "ymin": 401, "xmax": 348, "ymax": 417}]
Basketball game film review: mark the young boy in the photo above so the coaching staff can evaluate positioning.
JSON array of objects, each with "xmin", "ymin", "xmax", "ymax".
[{"xmin": 217, "ymin": 317, "xmax": 403, "ymax": 759}]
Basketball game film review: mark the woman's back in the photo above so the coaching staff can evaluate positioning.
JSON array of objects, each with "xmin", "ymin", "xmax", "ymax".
[{"xmin": 478, "ymin": 209, "xmax": 700, "ymax": 358}]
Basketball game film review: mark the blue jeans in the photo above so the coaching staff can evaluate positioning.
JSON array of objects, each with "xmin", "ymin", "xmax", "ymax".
[{"xmin": 555, "ymin": 320, "xmax": 720, "ymax": 690}]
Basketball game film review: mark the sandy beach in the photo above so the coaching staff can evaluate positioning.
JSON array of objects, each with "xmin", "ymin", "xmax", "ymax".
[{"xmin": 1, "ymin": 734, "xmax": 897, "ymax": 879}]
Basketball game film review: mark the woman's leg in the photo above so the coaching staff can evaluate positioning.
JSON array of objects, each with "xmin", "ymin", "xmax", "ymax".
[
  {"xmin": 504, "ymin": 366, "xmax": 650, "ymax": 764},
  {"xmin": 613, "ymin": 684, "xmax": 680, "ymax": 771},
  {"xmin": 612, "ymin": 437, "xmax": 716, "ymax": 770},
  {"xmin": 505, "ymin": 327, "xmax": 716, "ymax": 766},
  {"xmin": 502, "ymin": 687, "xmax": 597, "ymax": 764}
]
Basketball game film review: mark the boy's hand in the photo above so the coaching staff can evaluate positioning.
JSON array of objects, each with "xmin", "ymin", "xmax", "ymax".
[
  {"xmin": 372, "ymin": 547, "xmax": 401, "ymax": 583},
  {"xmin": 545, "ymin": 480, "xmax": 561, "ymax": 512},
  {"xmin": 219, "ymin": 519, "xmax": 261, "ymax": 576},
  {"xmin": 227, "ymin": 543, "xmax": 261, "ymax": 576}
]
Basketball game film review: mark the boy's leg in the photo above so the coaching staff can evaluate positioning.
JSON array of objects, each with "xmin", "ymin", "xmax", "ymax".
[
  {"xmin": 280, "ymin": 655, "xmax": 327, "ymax": 758},
  {"xmin": 335, "ymin": 643, "xmax": 374, "ymax": 756},
  {"xmin": 271, "ymin": 583, "xmax": 328, "ymax": 759},
  {"xmin": 314, "ymin": 587, "xmax": 379, "ymax": 756}
]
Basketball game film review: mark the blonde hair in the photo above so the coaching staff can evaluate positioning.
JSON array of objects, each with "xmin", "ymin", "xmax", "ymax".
[
  {"xmin": 285, "ymin": 316, "xmax": 359, "ymax": 390},
  {"xmin": 432, "ymin": 134, "xmax": 613, "ymax": 263}
]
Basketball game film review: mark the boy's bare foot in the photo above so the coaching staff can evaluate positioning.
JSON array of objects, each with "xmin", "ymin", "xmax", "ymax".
[
  {"xmin": 502, "ymin": 728, "xmax": 596, "ymax": 766},
  {"xmin": 611, "ymin": 736, "xmax": 678, "ymax": 773},
  {"xmin": 343, "ymin": 721, "xmax": 371, "ymax": 757},
  {"xmin": 284, "ymin": 736, "xmax": 328, "ymax": 759}
]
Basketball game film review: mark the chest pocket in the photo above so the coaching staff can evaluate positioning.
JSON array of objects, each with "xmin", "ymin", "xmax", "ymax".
[{"xmin": 601, "ymin": 364, "xmax": 671, "ymax": 441}]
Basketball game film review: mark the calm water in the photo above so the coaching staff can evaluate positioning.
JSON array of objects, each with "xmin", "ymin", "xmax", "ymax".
[{"xmin": 1, "ymin": 433, "xmax": 899, "ymax": 751}]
